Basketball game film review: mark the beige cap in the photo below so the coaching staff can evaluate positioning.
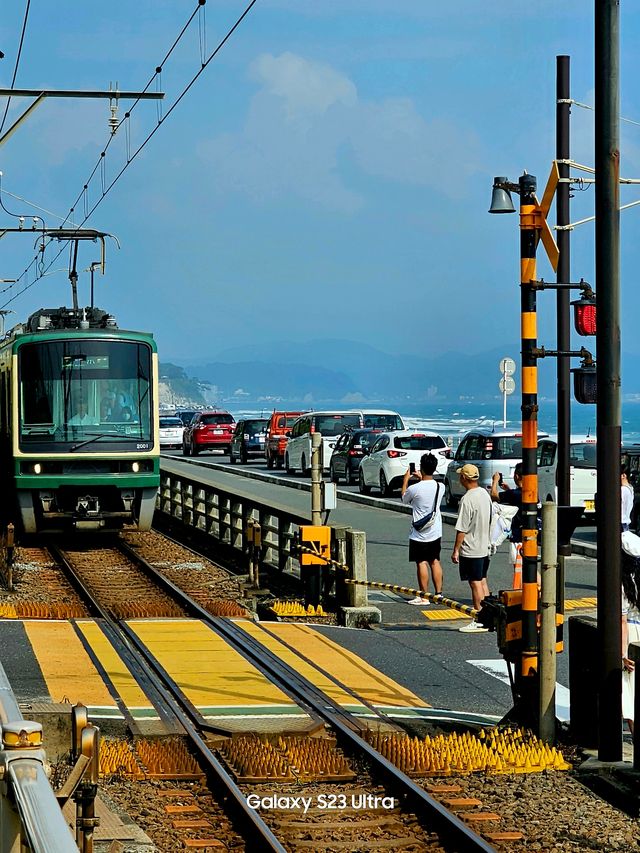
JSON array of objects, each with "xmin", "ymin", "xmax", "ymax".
[{"xmin": 457, "ymin": 463, "xmax": 480, "ymax": 480}]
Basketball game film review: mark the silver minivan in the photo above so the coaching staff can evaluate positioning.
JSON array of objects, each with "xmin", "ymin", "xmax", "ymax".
[
  {"xmin": 285, "ymin": 411, "xmax": 362, "ymax": 474},
  {"xmin": 444, "ymin": 427, "xmax": 550, "ymax": 506}
]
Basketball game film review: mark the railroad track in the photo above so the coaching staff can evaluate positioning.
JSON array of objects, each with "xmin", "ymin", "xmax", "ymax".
[{"xmin": 41, "ymin": 536, "xmax": 496, "ymax": 852}]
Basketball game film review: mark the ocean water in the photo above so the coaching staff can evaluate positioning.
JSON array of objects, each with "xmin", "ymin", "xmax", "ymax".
[{"xmin": 229, "ymin": 401, "xmax": 640, "ymax": 446}]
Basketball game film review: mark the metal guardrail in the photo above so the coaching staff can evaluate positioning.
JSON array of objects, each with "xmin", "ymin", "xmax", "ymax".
[
  {"xmin": 157, "ymin": 468, "xmax": 307, "ymax": 576},
  {"xmin": 0, "ymin": 662, "xmax": 77, "ymax": 853}
]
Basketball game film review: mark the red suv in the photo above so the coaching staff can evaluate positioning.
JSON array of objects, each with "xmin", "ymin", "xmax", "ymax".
[
  {"xmin": 182, "ymin": 410, "xmax": 235, "ymax": 456},
  {"xmin": 265, "ymin": 411, "xmax": 306, "ymax": 469}
]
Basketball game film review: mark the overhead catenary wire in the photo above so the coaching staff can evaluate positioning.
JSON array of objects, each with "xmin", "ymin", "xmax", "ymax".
[
  {"xmin": 58, "ymin": 1, "xmax": 204, "ymax": 231},
  {"xmin": 0, "ymin": 186, "xmax": 78, "ymax": 226},
  {"xmin": 565, "ymin": 97, "xmax": 640, "ymax": 128},
  {"xmin": 0, "ymin": 0, "xmax": 32, "ymax": 136},
  {"xmin": 2, "ymin": 0, "xmax": 260, "ymax": 310}
]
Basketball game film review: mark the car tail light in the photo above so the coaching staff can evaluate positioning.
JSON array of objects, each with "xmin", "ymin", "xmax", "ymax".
[
  {"xmin": 348, "ymin": 449, "xmax": 362, "ymax": 456},
  {"xmin": 195, "ymin": 423, "xmax": 205, "ymax": 430},
  {"xmin": 387, "ymin": 450, "xmax": 407, "ymax": 458},
  {"xmin": 443, "ymin": 448, "xmax": 453, "ymax": 459}
]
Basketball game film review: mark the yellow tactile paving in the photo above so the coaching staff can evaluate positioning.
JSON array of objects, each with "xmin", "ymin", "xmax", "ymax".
[
  {"xmin": 75, "ymin": 620, "xmax": 150, "ymax": 709},
  {"xmin": 564, "ymin": 597, "xmax": 597, "ymax": 610},
  {"xmin": 422, "ymin": 598, "xmax": 597, "ymax": 620},
  {"xmin": 127, "ymin": 619, "xmax": 295, "ymax": 710},
  {"xmin": 240, "ymin": 622, "xmax": 428, "ymax": 709},
  {"xmin": 24, "ymin": 621, "xmax": 115, "ymax": 708},
  {"xmin": 422, "ymin": 608, "xmax": 468, "ymax": 621}
]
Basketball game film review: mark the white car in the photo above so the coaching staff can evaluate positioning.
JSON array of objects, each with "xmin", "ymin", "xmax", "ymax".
[
  {"xmin": 158, "ymin": 415, "xmax": 185, "ymax": 450},
  {"xmin": 538, "ymin": 438, "xmax": 597, "ymax": 516},
  {"xmin": 358, "ymin": 430, "xmax": 452, "ymax": 497}
]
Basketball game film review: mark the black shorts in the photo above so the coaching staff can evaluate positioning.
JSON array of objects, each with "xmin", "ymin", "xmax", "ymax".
[
  {"xmin": 409, "ymin": 538, "xmax": 442, "ymax": 563},
  {"xmin": 458, "ymin": 555, "xmax": 490, "ymax": 582}
]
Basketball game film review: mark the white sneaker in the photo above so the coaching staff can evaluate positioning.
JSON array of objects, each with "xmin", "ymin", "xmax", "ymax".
[
  {"xmin": 407, "ymin": 596, "xmax": 430, "ymax": 606},
  {"xmin": 458, "ymin": 620, "xmax": 488, "ymax": 633}
]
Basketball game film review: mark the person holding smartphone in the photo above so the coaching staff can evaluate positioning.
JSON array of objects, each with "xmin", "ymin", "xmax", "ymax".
[
  {"xmin": 491, "ymin": 464, "xmax": 524, "ymax": 588},
  {"xmin": 401, "ymin": 454, "xmax": 444, "ymax": 605}
]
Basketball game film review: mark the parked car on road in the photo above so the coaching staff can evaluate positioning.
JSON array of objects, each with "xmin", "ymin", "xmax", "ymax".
[
  {"xmin": 538, "ymin": 438, "xmax": 597, "ymax": 517},
  {"xmin": 230, "ymin": 418, "xmax": 269, "ymax": 464},
  {"xmin": 444, "ymin": 427, "xmax": 550, "ymax": 507},
  {"xmin": 158, "ymin": 415, "xmax": 185, "ymax": 450},
  {"xmin": 285, "ymin": 411, "xmax": 362, "ymax": 474},
  {"xmin": 359, "ymin": 430, "xmax": 451, "ymax": 497},
  {"xmin": 359, "ymin": 410, "xmax": 405, "ymax": 430},
  {"xmin": 175, "ymin": 409, "xmax": 199, "ymax": 427},
  {"xmin": 265, "ymin": 410, "xmax": 306, "ymax": 469},
  {"xmin": 182, "ymin": 410, "xmax": 235, "ymax": 456},
  {"xmin": 329, "ymin": 429, "xmax": 382, "ymax": 485}
]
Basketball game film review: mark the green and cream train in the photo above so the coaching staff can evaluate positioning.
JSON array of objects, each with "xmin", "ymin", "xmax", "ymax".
[{"xmin": 0, "ymin": 306, "xmax": 160, "ymax": 532}]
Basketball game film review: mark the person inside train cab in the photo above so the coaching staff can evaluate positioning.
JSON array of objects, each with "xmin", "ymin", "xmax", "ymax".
[
  {"xmin": 100, "ymin": 390, "xmax": 116, "ymax": 421},
  {"xmin": 120, "ymin": 406, "xmax": 137, "ymax": 423},
  {"xmin": 68, "ymin": 401, "xmax": 98, "ymax": 426}
]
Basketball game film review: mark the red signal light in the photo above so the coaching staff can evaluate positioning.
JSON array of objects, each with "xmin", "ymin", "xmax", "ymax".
[{"xmin": 572, "ymin": 297, "xmax": 597, "ymax": 336}]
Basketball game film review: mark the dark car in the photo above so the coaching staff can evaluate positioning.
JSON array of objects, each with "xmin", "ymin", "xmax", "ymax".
[
  {"xmin": 182, "ymin": 410, "xmax": 235, "ymax": 456},
  {"xmin": 329, "ymin": 429, "xmax": 381, "ymax": 485},
  {"xmin": 175, "ymin": 409, "xmax": 199, "ymax": 427},
  {"xmin": 229, "ymin": 418, "xmax": 269, "ymax": 464}
]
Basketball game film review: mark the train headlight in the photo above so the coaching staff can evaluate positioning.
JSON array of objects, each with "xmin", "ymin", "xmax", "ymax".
[
  {"xmin": 33, "ymin": 463, "xmax": 42, "ymax": 474},
  {"xmin": 132, "ymin": 462, "xmax": 140, "ymax": 473}
]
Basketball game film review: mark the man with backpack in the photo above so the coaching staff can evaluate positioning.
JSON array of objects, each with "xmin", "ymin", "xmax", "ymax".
[
  {"xmin": 452, "ymin": 463, "xmax": 492, "ymax": 633},
  {"xmin": 401, "ymin": 453, "xmax": 444, "ymax": 605}
]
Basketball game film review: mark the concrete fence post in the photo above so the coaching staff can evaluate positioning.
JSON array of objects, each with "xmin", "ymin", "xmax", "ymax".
[
  {"xmin": 346, "ymin": 530, "xmax": 368, "ymax": 608},
  {"xmin": 332, "ymin": 525, "xmax": 349, "ymax": 607},
  {"xmin": 539, "ymin": 501, "xmax": 558, "ymax": 743}
]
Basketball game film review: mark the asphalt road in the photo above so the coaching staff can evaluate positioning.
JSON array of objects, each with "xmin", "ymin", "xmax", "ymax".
[{"xmin": 160, "ymin": 450, "xmax": 596, "ymax": 720}]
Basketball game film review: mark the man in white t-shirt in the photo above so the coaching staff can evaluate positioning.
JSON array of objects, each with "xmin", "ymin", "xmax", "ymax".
[
  {"xmin": 401, "ymin": 453, "xmax": 444, "ymax": 605},
  {"xmin": 452, "ymin": 463, "xmax": 492, "ymax": 633}
]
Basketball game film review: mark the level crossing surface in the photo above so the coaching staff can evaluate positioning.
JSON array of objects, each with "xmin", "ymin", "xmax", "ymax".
[
  {"xmin": 0, "ymin": 617, "xmax": 440, "ymax": 731},
  {"xmin": 160, "ymin": 455, "xmax": 598, "ymax": 719}
]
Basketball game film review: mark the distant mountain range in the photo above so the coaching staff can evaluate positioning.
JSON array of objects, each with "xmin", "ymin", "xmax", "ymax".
[{"xmin": 170, "ymin": 339, "xmax": 640, "ymax": 405}]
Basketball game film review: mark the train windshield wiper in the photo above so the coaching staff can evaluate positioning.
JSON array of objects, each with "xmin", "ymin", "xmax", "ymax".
[{"xmin": 70, "ymin": 432, "xmax": 135, "ymax": 452}]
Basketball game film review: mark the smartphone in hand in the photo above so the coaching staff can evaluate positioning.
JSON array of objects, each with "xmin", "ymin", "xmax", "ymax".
[{"xmin": 409, "ymin": 463, "xmax": 416, "ymax": 475}]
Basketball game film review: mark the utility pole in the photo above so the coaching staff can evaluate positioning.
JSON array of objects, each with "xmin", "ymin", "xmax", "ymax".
[
  {"xmin": 556, "ymin": 56, "xmax": 571, "ymax": 629},
  {"xmin": 519, "ymin": 172, "xmax": 541, "ymax": 718},
  {"xmin": 595, "ymin": 0, "xmax": 622, "ymax": 762}
]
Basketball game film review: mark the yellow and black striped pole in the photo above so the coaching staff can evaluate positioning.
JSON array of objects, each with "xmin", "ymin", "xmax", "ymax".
[{"xmin": 519, "ymin": 173, "xmax": 540, "ymax": 698}]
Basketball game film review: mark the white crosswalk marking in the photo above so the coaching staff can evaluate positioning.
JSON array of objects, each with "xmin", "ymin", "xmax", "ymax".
[{"xmin": 468, "ymin": 658, "xmax": 570, "ymax": 722}]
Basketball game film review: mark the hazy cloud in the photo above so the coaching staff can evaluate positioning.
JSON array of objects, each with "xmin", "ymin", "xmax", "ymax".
[{"xmin": 198, "ymin": 52, "xmax": 482, "ymax": 212}]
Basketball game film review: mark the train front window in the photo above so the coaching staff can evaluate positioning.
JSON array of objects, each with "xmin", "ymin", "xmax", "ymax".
[{"xmin": 19, "ymin": 340, "xmax": 153, "ymax": 451}]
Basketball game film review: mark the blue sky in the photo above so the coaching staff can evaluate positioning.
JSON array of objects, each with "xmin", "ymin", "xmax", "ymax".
[{"xmin": 0, "ymin": 1, "xmax": 639, "ymax": 364}]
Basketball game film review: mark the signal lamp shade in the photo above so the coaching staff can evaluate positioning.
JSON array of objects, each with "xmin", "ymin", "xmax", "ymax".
[
  {"xmin": 572, "ymin": 297, "xmax": 597, "ymax": 336},
  {"xmin": 572, "ymin": 364, "xmax": 597, "ymax": 404},
  {"xmin": 488, "ymin": 177, "xmax": 516, "ymax": 214}
]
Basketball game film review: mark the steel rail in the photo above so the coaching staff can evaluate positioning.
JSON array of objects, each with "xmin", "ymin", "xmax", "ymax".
[
  {"xmin": 117, "ymin": 539, "xmax": 496, "ymax": 853},
  {"xmin": 48, "ymin": 541, "xmax": 286, "ymax": 853},
  {"xmin": 45, "ymin": 541, "xmax": 183, "ymax": 734}
]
